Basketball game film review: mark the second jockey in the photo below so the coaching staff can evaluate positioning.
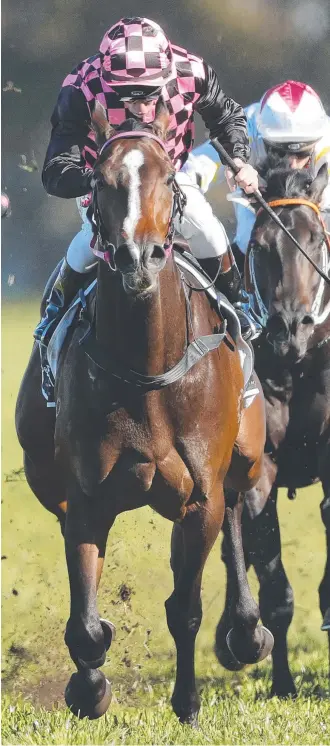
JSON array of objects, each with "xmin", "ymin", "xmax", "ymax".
[
  {"xmin": 35, "ymin": 15, "xmax": 260, "ymax": 368},
  {"xmin": 186, "ymin": 80, "xmax": 330, "ymax": 264}
]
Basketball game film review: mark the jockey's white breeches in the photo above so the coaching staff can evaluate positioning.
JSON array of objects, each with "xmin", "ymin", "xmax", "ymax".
[
  {"xmin": 66, "ymin": 172, "xmax": 230, "ymax": 273},
  {"xmin": 233, "ymin": 201, "xmax": 257, "ymax": 255}
]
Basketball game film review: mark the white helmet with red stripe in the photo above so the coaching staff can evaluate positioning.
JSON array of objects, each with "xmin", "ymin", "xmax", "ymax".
[{"xmin": 257, "ymin": 80, "xmax": 328, "ymax": 151}]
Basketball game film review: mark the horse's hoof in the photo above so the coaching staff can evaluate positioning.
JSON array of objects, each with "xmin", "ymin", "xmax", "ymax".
[
  {"xmin": 100, "ymin": 618, "xmax": 116, "ymax": 649},
  {"xmin": 180, "ymin": 712, "xmax": 199, "ymax": 729},
  {"xmin": 270, "ymin": 682, "xmax": 297, "ymax": 699},
  {"xmin": 65, "ymin": 672, "xmax": 112, "ymax": 719},
  {"xmin": 321, "ymin": 607, "xmax": 330, "ymax": 631},
  {"xmin": 214, "ymin": 640, "xmax": 245, "ymax": 671},
  {"xmin": 172, "ymin": 694, "xmax": 200, "ymax": 728},
  {"xmin": 226, "ymin": 625, "xmax": 274, "ymax": 665}
]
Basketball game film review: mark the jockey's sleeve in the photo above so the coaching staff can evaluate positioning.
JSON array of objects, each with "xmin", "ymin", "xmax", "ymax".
[
  {"xmin": 42, "ymin": 85, "xmax": 93, "ymax": 198},
  {"xmin": 195, "ymin": 64, "xmax": 250, "ymax": 163}
]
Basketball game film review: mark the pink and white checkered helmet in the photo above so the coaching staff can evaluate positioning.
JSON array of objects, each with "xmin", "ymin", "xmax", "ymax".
[
  {"xmin": 257, "ymin": 80, "xmax": 328, "ymax": 150},
  {"xmin": 100, "ymin": 17, "xmax": 176, "ymax": 91}
]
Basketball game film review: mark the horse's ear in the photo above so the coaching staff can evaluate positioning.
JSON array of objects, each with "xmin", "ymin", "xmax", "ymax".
[
  {"xmin": 152, "ymin": 97, "xmax": 170, "ymax": 141},
  {"xmin": 307, "ymin": 163, "xmax": 329, "ymax": 204},
  {"xmin": 91, "ymin": 101, "xmax": 115, "ymax": 148}
]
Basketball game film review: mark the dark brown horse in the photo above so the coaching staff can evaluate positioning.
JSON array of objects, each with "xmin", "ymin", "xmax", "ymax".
[
  {"xmin": 218, "ymin": 158, "xmax": 330, "ymax": 696},
  {"xmin": 15, "ymin": 101, "xmax": 272, "ymax": 723}
]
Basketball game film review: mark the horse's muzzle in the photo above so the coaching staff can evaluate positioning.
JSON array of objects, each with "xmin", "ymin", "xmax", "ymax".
[
  {"xmin": 114, "ymin": 243, "xmax": 167, "ymax": 275},
  {"xmin": 266, "ymin": 311, "xmax": 314, "ymax": 361}
]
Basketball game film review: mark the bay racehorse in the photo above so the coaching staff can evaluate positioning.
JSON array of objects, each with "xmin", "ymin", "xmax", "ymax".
[
  {"xmin": 218, "ymin": 156, "xmax": 330, "ymax": 696},
  {"xmin": 15, "ymin": 100, "xmax": 273, "ymax": 722}
]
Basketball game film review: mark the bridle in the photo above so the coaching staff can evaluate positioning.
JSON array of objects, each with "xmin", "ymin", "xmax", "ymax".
[
  {"xmin": 247, "ymin": 197, "xmax": 330, "ymax": 328},
  {"xmin": 89, "ymin": 130, "xmax": 186, "ymax": 269}
]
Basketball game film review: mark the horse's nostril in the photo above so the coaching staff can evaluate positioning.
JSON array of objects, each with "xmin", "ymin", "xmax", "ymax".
[
  {"xmin": 115, "ymin": 243, "xmax": 140, "ymax": 273},
  {"xmin": 151, "ymin": 244, "xmax": 166, "ymax": 261},
  {"xmin": 267, "ymin": 314, "xmax": 288, "ymax": 340},
  {"xmin": 301, "ymin": 314, "xmax": 314, "ymax": 326}
]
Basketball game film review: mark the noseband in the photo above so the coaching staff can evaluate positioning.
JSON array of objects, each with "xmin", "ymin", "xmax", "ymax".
[
  {"xmin": 90, "ymin": 130, "xmax": 186, "ymax": 268},
  {"xmin": 248, "ymin": 197, "xmax": 330, "ymax": 327}
]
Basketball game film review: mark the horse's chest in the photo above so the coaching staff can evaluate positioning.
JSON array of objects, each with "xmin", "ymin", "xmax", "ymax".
[{"xmin": 71, "ymin": 408, "xmax": 194, "ymax": 510}]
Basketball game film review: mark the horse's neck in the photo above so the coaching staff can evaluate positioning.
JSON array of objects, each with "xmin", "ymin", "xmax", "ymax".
[{"xmin": 95, "ymin": 259, "xmax": 187, "ymax": 375}]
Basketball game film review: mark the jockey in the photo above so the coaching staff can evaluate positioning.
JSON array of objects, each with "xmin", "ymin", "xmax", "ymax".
[
  {"xmin": 186, "ymin": 80, "xmax": 330, "ymax": 261},
  {"xmin": 35, "ymin": 15, "xmax": 261, "ymax": 362}
]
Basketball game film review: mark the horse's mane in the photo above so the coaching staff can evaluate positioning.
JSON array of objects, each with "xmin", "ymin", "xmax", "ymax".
[{"xmin": 258, "ymin": 152, "xmax": 314, "ymax": 201}]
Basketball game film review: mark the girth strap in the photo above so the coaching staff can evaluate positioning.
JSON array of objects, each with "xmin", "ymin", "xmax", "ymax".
[{"xmin": 81, "ymin": 329, "xmax": 226, "ymax": 390}]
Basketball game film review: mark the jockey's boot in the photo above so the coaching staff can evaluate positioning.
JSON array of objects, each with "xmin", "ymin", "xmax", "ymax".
[
  {"xmin": 34, "ymin": 259, "xmax": 85, "ymax": 345},
  {"xmin": 199, "ymin": 249, "xmax": 262, "ymax": 341}
]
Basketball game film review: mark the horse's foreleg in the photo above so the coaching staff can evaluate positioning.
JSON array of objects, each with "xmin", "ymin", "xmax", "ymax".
[
  {"xmin": 244, "ymin": 484, "xmax": 296, "ymax": 697},
  {"xmin": 165, "ymin": 491, "xmax": 223, "ymax": 726},
  {"xmin": 319, "ymin": 445, "xmax": 330, "ymax": 675},
  {"xmin": 215, "ymin": 521, "xmax": 250, "ymax": 671},
  {"xmin": 319, "ymin": 494, "xmax": 330, "ymax": 628},
  {"xmin": 217, "ymin": 489, "xmax": 274, "ymax": 668},
  {"xmin": 63, "ymin": 483, "xmax": 115, "ymax": 719}
]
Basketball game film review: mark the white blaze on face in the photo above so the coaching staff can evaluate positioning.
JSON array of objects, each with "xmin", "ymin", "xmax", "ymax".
[{"xmin": 122, "ymin": 149, "xmax": 144, "ymax": 246}]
